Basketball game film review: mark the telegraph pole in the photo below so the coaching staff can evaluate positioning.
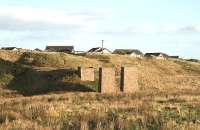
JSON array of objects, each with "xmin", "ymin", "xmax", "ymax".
[{"xmin": 101, "ymin": 40, "xmax": 104, "ymax": 54}]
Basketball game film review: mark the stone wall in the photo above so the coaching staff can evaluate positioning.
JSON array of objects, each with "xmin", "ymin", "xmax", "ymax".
[
  {"xmin": 98, "ymin": 68, "xmax": 118, "ymax": 93},
  {"xmin": 78, "ymin": 67, "xmax": 95, "ymax": 81},
  {"xmin": 78, "ymin": 66, "xmax": 139, "ymax": 94},
  {"xmin": 121, "ymin": 67, "xmax": 139, "ymax": 93}
]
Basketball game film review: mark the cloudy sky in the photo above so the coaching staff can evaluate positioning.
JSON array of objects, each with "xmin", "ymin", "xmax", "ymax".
[{"xmin": 0, "ymin": 0, "xmax": 200, "ymax": 59}]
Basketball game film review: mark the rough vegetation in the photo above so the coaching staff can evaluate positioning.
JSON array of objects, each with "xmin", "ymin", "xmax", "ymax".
[{"xmin": 0, "ymin": 50, "xmax": 200, "ymax": 129}]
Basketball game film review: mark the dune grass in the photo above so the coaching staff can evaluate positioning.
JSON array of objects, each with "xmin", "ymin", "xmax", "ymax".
[
  {"xmin": 0, "ymin": 51, "xmax": 200, "ymax": 129},
  {"xmin": 1, "ymin": 91, "xmax": 200, "ymax": 129},
  {"xmin": 17, "ymin": 52, "xmax": 102, "ymax": 68},
  {"xmin": 0, "ymin": 51, "xmax": 200, "ymax": 96}
]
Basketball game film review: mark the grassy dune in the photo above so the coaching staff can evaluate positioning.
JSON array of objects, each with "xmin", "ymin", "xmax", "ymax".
[
  {"xmin": 17, "ymin": 52, "xmax": 102, "ymax": 68},
  {"xmin": 1, "ymin": 92, "xmax": 200, "ymax": 129},
  {"xmin": 0, "ymin": 50, "xmax": 200, "ymax": 129}
]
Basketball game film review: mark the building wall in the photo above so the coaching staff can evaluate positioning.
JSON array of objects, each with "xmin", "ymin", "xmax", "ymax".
[
  {"xmin": 130, "ymin": 53, "xmax": 142, "ymax": 58},
  {"xmin": 102, "ymin": 49, "xmax": 111, "ymax": 54},
  {"xmin": 87, "ymin": 49, "xmax": 111, "ymax": 55},
  {"xmin": 155, "ymin": 54, "xmax": 166, "ymax": 60}
]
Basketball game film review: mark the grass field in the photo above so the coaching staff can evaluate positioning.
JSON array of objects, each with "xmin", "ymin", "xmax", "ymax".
[{"xmin": 0, "ymin": 50, "xmax": 200, "ymax": 129}]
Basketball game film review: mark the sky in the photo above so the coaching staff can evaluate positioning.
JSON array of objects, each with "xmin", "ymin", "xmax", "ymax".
[{"xmin": 0, "ymin": 0, "xmax": 200, "ymax": 59}]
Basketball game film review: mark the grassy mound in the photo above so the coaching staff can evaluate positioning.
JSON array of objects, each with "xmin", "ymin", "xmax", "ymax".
[
  {"xmin": 18, "ymin": 52, "xmax": 101, "ymax": 68},
  {"xmin": 1, "ymin": 51, "xmax": 200, "ymax": 129},
  {"xmin": 0, "ymin": 50, "xmax": 22, "ymax": 62},
  {"xmin": 86, "ymin": 54, "xmax": 200, "ymax": 90},
  {"xmin": 1, "ymin": 91, "xmax": 200, "ymax": 129},
  {"xmin": 0, "ymin": 51, "xmax": 200, "ymax": 97},
  {"xmin": 0, "ymin": 58, "xmax": 98, "ymax": 96}
]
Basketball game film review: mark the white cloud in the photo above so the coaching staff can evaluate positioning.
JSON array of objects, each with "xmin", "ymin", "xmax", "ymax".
[
  {"xmin": 0, "ymin": 6, "xmax": 113, "ymax": 49},
  {"xmin": 177, "ymin": 26, "xmax": 200, "ymax": 33},
  {"xmin": 141, "ymin": 24, "xmax": 157, "ymax": 33},
  {"xmin": 99, "ymin": 24, "xmax": 200, "ymax": 36},
  {"xmin": 0, "ymin": 6, "xmax": 111, "ymax": 31},
  {"xmin": 197, "ymin": 26, "xmax": 200, "ymax": 32},
  {"xmin": 0, "ymin": 6, "xmax": 198, "ymax": 38},
  {"xmin": 140, "ymin": 24, "xmax": 200, "ymax": 34}
]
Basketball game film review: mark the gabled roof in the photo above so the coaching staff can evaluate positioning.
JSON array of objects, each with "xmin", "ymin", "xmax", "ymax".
[
  {"xmin": 186, "ymin": 59, "xmax": 199, "ymax": 62},
  {"xmin": 145, "ymin": 52, "xmax": 169, "ymax": 57},
  {"xmin": 87, "ymin": 47, "xmax": 111, "ymax": 53},
  {"xmin": 46, "ymin": 46, "xmax": 74, "ymax": 52},
  {"xmin": 34, "ymin": 48, "xmax": 42, "ymax": 51},
  {"xmin": 1, "ymin": 47, "xmax": 18, "ymax": 50},
  {"xmin": 113, "ymin": 49, "xmax": 143, "ymax": 55},
  {"xmin": 169, "ymin": 56, "xmax": 179, "ymax": 59},
  {"xmin": 87, "ymin": 47, "xmax": 100, "ymax": 52}
]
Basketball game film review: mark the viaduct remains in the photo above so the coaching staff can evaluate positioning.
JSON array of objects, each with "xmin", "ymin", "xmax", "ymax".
[{"xmin": 78, "ymin": 66, "xmax": 139, "ymax": 93}]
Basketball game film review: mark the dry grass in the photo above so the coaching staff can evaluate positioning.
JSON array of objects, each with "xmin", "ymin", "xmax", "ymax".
[
  {"xmin": 17, "ymin": 52, "xmax": 102, "ymax": 68},
  {"xmin": 0, "ymin": 50, "xmax": 23, "ymax": 62},
  {"xmin": 0, "ymin": 51, "xmax": 200, "ymax": 94},
  {"xmin": 0, "ymin": 51, "xmax": 200, "ymax": 129},
  {"xmin": 1, "ymin": 91, "xmax": 200, "ymax": 129},
  {"xmin": 86, "ymin": 54, "xmax": 200, "ymax": 90}
]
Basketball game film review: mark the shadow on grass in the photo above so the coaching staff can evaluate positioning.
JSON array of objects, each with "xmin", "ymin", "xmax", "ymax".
[{"xmin": 0, "ymin": 58, "xmax": 95, "ymax": 96}]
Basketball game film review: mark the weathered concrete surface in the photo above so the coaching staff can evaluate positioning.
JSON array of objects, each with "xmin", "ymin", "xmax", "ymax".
[
  {"xmin": 78, "ymin": 67, "xmax": 95, "ymax": 81},
  {"xmin": 98, "ymin": 68, "xmax": 118, "ymax": 93},
  {"xmin": 121, "ymin": 67, "xmax": 139, "ymax": 93}
]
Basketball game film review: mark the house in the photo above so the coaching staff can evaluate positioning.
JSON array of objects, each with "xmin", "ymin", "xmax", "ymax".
[
  {"xmin": 18, "ymin": 48, "xmax": 32, "ymax": 52},
  {"xmin": 87, "ymin": 47, "xmax": 111, "ymax": 54},
  {"xmin": 34, "ymin": 48, "xmax": 43, "ymax": 52},
  {"xmin": 186, "ymin": 59, "xmax": 199, "ymax": 63},
  {"xmin": 145, "ymin": 53, "xmax": 169, "ymax": 60},
  {"xmin": 74, "ymin": 51, "xmax": 86, "ymax": 55},
  {"xmin": 113, "ymin": 49, "xmax": 143, "ymax": 58},
  {"xmin": 169, "ymin": 56, "xmax": 179, "ymax": 59},
  {"xmin": 1, "ymin": 47, "xmax": 19, "ymax": 51},
  {"xmin": 1, "ymin": 47, "xmax": 33, "ymax": 52},
  {"xmin": 45, "ymin": 46, "xmax": 74, "ymax": 53}
]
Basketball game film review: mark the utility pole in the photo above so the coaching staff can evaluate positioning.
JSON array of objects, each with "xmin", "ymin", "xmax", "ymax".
[{"xmin": 101, "ymin": 40, "xmax": 104, "ymax": 54}]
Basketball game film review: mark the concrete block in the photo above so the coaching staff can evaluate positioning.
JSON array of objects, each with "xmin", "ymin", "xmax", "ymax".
[
  {"xmin": 78, "ymin": 67, "xmax": 95, "ymax": 81},
  {"xmin": 121, "ymin": 67, "xmax": 139, "ymax": 93},
  {"xmin": 98, "ymin": 68, "xmax": 118, "ymax": 93}
]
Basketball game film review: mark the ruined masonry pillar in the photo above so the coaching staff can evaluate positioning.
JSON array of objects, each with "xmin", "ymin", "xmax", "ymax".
[
  {"xmin": 78, "ymin": 67, "xmax": 95, "ymax": 81},
  {"xmin": 98, "ymin": 68, "xmax": 117, "ymax": 93},
  {"xmin": 121, "ymin": 67, "xmax": 139, "ymax": 93}
]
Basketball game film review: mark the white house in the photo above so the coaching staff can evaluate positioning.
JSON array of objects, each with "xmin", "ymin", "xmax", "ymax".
[
  {"xmin": 113, "ymin": 49, "xmax": 143, "ymax": 58},
  {"xmin": 1, "ymin": 47, "xmax": 19, "ymax": 51},
  {"xmin": 145, "ymin": 53, "xmax": 169, "ymax": 60},
  {"xmin": 87, "ymin": 47, "xmax": 112, "ymax": 55}
]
